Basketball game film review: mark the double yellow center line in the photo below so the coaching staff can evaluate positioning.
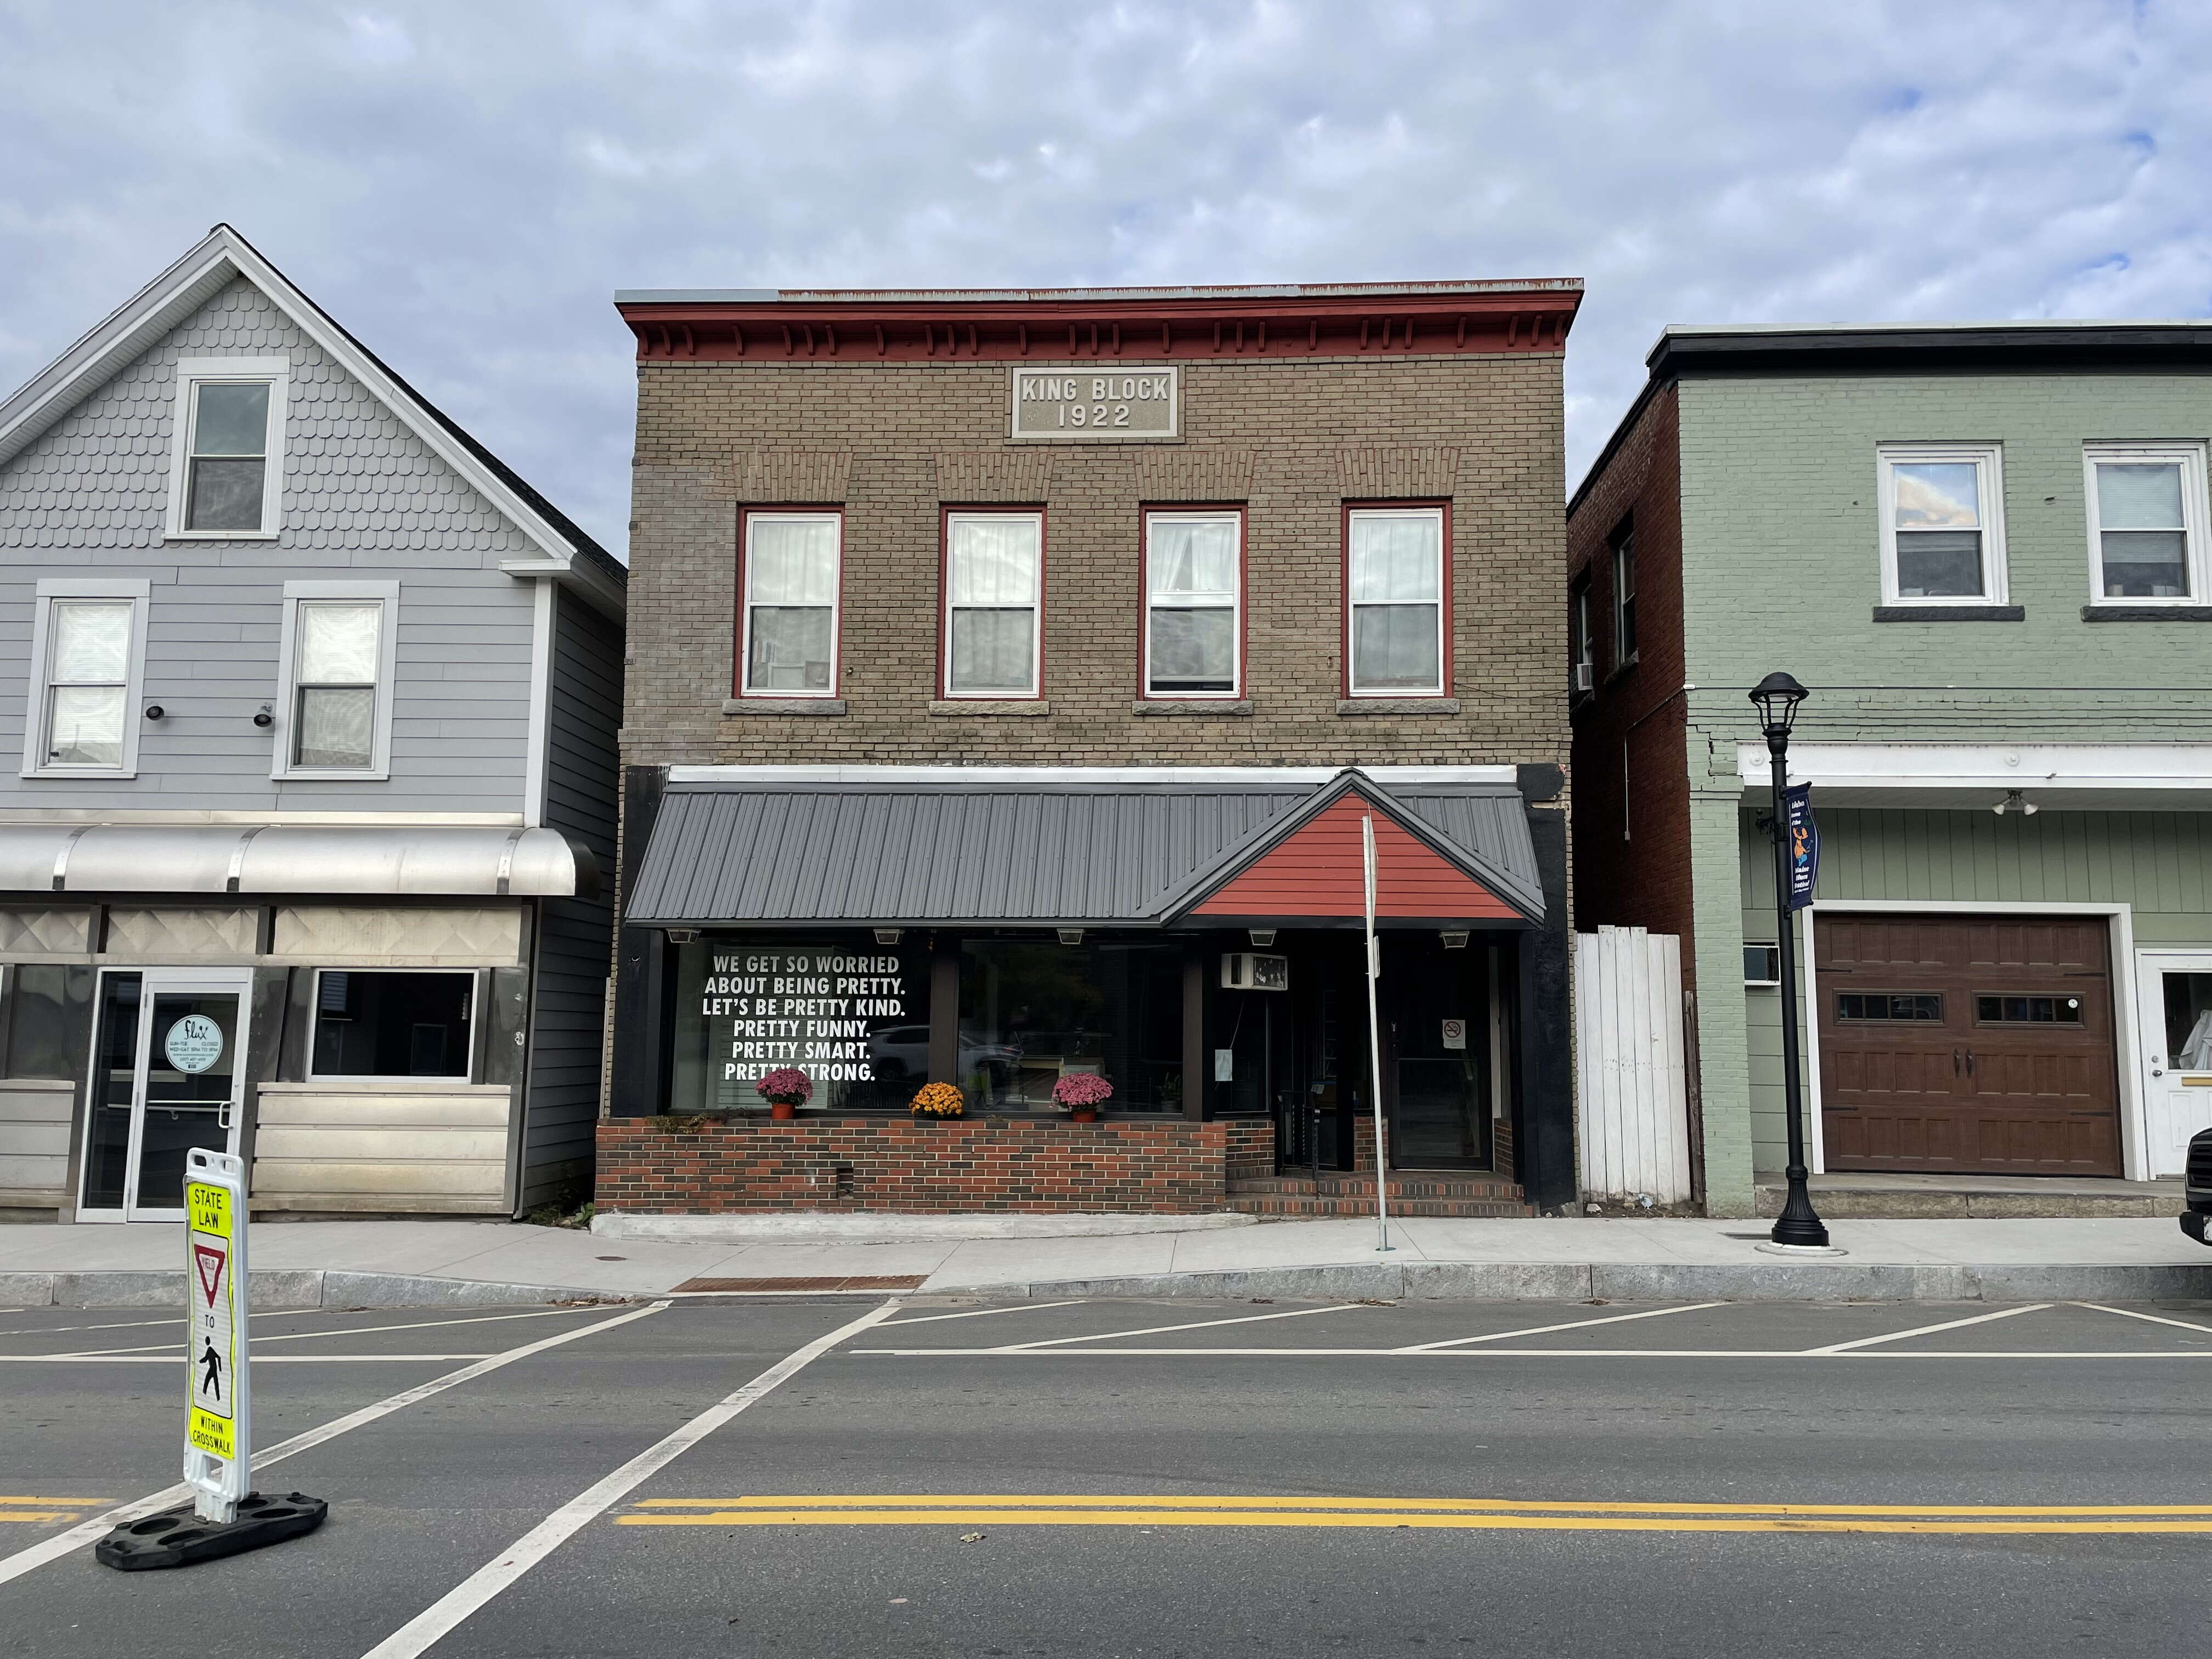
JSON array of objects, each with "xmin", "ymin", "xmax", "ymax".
[
  {"xmin": 617, "ymin": 1495, "xmax": 2212, "ymax": 1536},
  {"xmin": 0, "ymin": 1495, "xmax": 109, "ymax": 1525}
]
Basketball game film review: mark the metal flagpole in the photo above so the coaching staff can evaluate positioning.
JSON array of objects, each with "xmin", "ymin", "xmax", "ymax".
[{"xmin": 1363, "ymin": 814, "xmax": 1392, "ymax": 1253}]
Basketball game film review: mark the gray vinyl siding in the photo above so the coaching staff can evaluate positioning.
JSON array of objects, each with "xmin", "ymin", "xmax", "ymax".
[
  {"xmin": 521, "ymin": 895, "xmax": 612, "ymax": 1209},
  {"xmin": 543, "ymin": 586, "xmax": 622, "ymax": 858},
  {"xmin": 1737, "ymin": 806, "xmax": 2212, "ymax": 1170},
  {"xmin": 0, "ymin": 276, "xmax": 537, "ymax": 817},
  {"xmin": 520, "ymin": 587, "xmax": 624, "ymax": 1209}
]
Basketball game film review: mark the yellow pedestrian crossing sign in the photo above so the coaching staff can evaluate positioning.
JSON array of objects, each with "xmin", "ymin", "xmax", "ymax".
[{"xmin": 182, "ymin": 1150, "xmax": 251, "ymax": 1519}]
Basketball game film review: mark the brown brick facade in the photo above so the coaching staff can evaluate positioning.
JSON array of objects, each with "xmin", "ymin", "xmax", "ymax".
[
  {"xmin": 1566, "ymin": 382, "xmax": 1693, "ymax": 950},
  {"xmin": 597, "ymin": 1114, "xmax": 1277, "ymax": 1215},
  {"xmin": 608, "ymin": 283, "xmax": 1582, "ymax": 1215},
  {"xmin": 625, "ymin": 353, "xmax": 1570, "ymax": 771}
]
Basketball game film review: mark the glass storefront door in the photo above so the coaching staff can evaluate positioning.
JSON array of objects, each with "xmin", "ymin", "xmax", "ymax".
[{"xmin": 77, "ymin": 969, "xmax": 249, "ymax": 1222}]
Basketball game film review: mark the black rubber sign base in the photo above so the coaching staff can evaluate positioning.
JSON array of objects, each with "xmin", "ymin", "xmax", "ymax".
[{"xmin": 95, "ymin": 1492, "xmax": 327, "ymax": 1570}]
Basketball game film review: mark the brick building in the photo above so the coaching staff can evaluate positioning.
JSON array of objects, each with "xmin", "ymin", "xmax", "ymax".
[
  {"xmin": 604, "ymin": 280, "xmax": 1581, "ymax": 1222},
  {"xmin": 1571, "ymin": 322, "xmax": 2212, "ymax": 1217}
]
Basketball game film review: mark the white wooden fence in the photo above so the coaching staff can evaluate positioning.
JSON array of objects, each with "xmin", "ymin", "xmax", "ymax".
[{"xmin": 1573, "ymin": 925, "xmax": 1692, "ymax": 1205}]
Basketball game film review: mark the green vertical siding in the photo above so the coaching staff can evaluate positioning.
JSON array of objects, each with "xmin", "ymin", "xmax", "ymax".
[{"xmin": 1737, "ymin": 806, "xmax": 2212, "ymax": 1170}]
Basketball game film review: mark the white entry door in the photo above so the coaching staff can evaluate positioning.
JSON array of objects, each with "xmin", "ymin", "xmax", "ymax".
[
  {"xmin": 76, "ymin": 968, "xmax": 251, "ymax": 1222},
  {"xmin": 2134, "ymin": 952, "xmax": 2212, "ymax": 1178}
]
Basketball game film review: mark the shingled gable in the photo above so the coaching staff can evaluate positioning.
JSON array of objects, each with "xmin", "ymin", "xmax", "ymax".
[
  {"xmin": 0, "ymin": 222, "xmax": 622, "ymax": 613},
  {"xmin": 1158, "ymin": 770, "xmax": 1542, "ymax": 926}
]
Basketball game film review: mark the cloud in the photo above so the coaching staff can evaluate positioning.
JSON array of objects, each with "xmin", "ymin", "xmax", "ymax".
[{"xmin": 2, "ymin": 0, "xmax": 2209, "ymax": 557}]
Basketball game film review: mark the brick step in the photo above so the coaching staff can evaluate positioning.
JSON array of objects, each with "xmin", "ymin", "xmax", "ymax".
[
  {"xmin": 1224, "ymin": 1194, "xmax": 1531, "ymax": 1218},
  {"xmin": 1229, "ymin": 1175, "xmax": 1523, "ymax": 1201},
  {"xmin": 1225, "ymin": 1173, "xmax": 1529, "ymax": 1218}
]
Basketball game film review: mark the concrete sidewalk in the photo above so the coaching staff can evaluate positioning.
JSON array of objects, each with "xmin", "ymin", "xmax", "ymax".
[{"xmin": 3, "ymin": 1211, "xmax": 2209, "ymax": 1306}]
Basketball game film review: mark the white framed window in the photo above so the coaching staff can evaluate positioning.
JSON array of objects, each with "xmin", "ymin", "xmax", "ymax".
[
  {"xmin": 1876, "ymin": 443, "xmax": 2007, "ymax": 605},
  {"xmin": 1610, "ymin": 522, "xmax": 1637, "ymax": 665},
  {"xmin": 164, "ymin": 357, "xmax": 287, "ymax": 539},
  {"xmin": 944, "ymin": 510, "xmax": 1043, "ymax": 698},
  {"xmin": 1570, "ymin": 582, "xmax": 1594, "ymax": 692},
  {"xmin": 1346, "ymin": 506, "xmax": 1446, "ymax": 696},
  {"xmin": 1143, "ymin": 510, "xmax": 1242, "ymax": 697},
  {"xmin": 738, "ymin": 510, "xmax": 842, "ymax": 696},
  {"xmin": 309, "ymin": 968, "xmax": 476, "ymax": 1080},
  {"xmin": 273, "ymin": 581, "xmax": 399, "ymax": 780},
  {"xmin": 21, "ymin": 578, "xmax": 151, "ymax": 779},
  {"xmin": 2084, "ymin": 444, "xmax": 2210, "ymax": 605}
]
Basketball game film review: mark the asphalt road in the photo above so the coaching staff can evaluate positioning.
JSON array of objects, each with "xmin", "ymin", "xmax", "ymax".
[{"xmin": 3, "ymin": 1293, "xmax": 2210, "ymax": 1657}]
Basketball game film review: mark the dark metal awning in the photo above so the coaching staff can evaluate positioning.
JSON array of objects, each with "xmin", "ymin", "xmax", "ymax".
[{"xmin": 625, "ymin": 766, "xmax": 1542, "ymax": 928}]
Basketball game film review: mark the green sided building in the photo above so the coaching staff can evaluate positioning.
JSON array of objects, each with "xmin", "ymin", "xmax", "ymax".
[{"xmin": 1567, "ymin": 321, "xmax": 2212, "ymax": 1216}]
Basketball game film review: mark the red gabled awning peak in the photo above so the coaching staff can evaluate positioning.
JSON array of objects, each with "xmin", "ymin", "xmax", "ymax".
[{"xmin": 1188, "ymin": 789, "xmax": 1520, "ymax": 922}]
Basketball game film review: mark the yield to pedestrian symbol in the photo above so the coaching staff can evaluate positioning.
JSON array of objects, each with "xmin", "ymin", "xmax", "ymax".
[
  {"xmin": 199, "ymin": 1339, "xmax": 224, "ymax": 1400},
  {"xmin": 194, "ymin": 1243, "xmax": 225, "ymax": 1307}
]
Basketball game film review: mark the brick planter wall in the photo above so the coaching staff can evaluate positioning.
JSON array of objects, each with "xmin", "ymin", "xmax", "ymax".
[{"xmin": 596, "ymin": 1115, "xmax": 1268, "ymax": 1214}]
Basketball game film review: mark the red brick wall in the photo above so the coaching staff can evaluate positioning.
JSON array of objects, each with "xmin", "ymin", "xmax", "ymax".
[
  {"xmin": 1222, "ymin": 1119, "xmax": 1275, "ymax": 1183},
  {"xmin": 597, "ymin": 1116, "xmax": 1269, "ymax": 1214},
  {"xmin": 1566, "ymin": 383, "xmax": 1695, "ymax": 957}
]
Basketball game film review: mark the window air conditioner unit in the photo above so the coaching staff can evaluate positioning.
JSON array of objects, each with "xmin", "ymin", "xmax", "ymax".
[
  {"xmin": 1221, "ymin": 952, "xmax": 1289, "ymax": 991},
  {"xmin": 1572, "ymin": 662, "xmax": 1594, "ymax": 693}
]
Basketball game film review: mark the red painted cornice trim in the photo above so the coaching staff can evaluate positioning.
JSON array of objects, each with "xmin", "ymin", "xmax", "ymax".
[{"xmin": 618, "ymin": 283, "xmax": 1582, "ymax": 364}]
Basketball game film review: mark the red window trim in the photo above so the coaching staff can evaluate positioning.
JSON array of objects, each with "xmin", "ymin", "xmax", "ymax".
[
  {"xmin": 1136, "ymin": 501, "xmax": 1248, "ymax": 701},
  {"xmin": 1340, "ymin": 499, "xmax": 1453, "ymax": 699},
  {"xmin": 938, "ymin": 504, "xmax": 1048, "ymax": 701},
  {"xmin": 734, "ymin": 504, "xmax": 845, "ymax": 699}
]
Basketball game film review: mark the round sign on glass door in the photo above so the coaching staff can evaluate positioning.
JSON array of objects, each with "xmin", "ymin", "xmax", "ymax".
[{"xmin": 164, "ymin": 1014, "xmax": 225, "ymax": 1074}]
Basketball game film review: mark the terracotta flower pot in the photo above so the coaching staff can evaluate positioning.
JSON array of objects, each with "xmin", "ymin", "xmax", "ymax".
[
  {"xmin": 1070, "ymin": 1107, "xmax": 1099, "ymax": 1123},
  {"xmin": 770, "ymin": 1100, "xmax": 798, "ymax": 1120}
]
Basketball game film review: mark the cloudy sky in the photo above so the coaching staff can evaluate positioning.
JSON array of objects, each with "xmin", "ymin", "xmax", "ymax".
[{"xmin": 2, "ymin": 1, "xmax": 2204, "ymax": 557}]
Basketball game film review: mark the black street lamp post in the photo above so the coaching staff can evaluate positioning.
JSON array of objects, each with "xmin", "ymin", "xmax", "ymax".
[{"xmin": 1750, "ymin": 671, "xmax": 1830, "ymax": 1250}]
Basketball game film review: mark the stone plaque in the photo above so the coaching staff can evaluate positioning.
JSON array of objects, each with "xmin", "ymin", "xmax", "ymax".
[{"xmin": 1010, "ymin": 365, "xmax": 1179, "ymax": 442}]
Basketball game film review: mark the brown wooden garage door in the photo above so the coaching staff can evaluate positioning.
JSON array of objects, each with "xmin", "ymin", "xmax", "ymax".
[{"xmin": 1815, "ymin": 914, "xmax": 2121, "ymax": 1176}]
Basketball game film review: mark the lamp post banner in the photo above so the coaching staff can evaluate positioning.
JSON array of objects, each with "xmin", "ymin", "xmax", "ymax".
[{"xmin": 1783, "ymin": 783, "xmax": 1819, "ymax": 912}]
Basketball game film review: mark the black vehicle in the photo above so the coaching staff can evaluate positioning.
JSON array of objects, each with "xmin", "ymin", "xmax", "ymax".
[{"xmin": 2183, "ymin": 1127, "xmax": 2212, "ymax": 1245}]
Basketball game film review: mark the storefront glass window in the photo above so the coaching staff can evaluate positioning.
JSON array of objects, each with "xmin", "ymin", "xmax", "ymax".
[
  {"xmin": 958, "ymin": 939, "xmax": 1183, "ymax": 1112},
  {"xmin": 311, "ymin": 970, "xmax": 473, "ymax": 1078},
  {"xmin": 3, "ymin": 964, "xmax": 90, "ymax": 1079},
  {"xmin": 670, "ymin": 936, "xmax": 929, "ymax": 1112}
]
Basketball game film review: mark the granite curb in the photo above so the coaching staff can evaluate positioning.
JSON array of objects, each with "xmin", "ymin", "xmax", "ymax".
[
  {"xmin": 937, "ymin": 1259, "xmax": 2212, "ymax": 1302},
  {"xmin": 15, "ymin": 1259, "xmax": 2212, "ymax": 1309},
  {"xmin": 12, "ymin": 1269, "xmax": 624, "ymax": 1309}
]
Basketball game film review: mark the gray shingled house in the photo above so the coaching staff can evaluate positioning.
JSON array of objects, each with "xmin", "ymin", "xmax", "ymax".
[{"xmin": 0, "ymin": 225, "xmax": 623, "ymax": 1222}]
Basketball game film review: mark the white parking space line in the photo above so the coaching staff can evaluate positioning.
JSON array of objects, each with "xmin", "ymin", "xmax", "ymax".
[
  {"xmin": 0, "ymin": 1316, "xmax": 187, "ymax": 1339},
  {"xmin": 1393, "ymin": 1302, "xmax": 1729, "ymax": 1352},
  {"xmin": 879, "ymin": 1300, "xmax": 1088, "ymax": 1327},
  {"xmin": 986, "ymin": 1304, "xmax": 1369, "ymax": 1353},
  {"xmin": 0, "ymin": 1306, "xmax": 481, "ymax": 1341},
  {"xmin": 0, "ymin": 1299, "xmax": 668, "ymax": 1587},
  {"xmin": 358, "ymin": 1299, "xmax": 902, "ymax": 1659},
  {"xmin": 864, "ymin": 1345, "xmax": 2212, "ymax": 1359},
  {"xmin": 54, "ymin": 1305, "xmax": 615, "ymax": 1357},
  {"xmin": 0, "ymin": 1353, "xmax": 499, "ymax": 1363},
  {"xmin": 1802, "ymin": 1305, "xmax": 2051, "ymax": 1355},
  {"xmin": 2074, "ymin": 1302, "xmax": 2212, "ymax": 1336}
]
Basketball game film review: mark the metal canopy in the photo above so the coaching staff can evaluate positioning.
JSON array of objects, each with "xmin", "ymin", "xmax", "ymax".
[
  {"xmin": 625, "ymin": 769, "xmax": 1541, "ymax": 928},
  {"xmin": 0, "ymin": 824, "xmax": 591, "ymax": 899}
]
